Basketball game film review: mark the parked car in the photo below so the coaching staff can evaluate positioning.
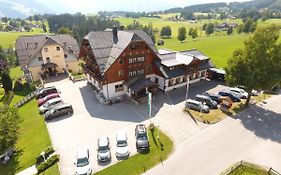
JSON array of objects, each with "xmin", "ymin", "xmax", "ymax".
[
  {"xmin": 97, "ymin": 137, "xmax": 111, "ymax": 162},
  {"xmin": 135, "ymin": 124, "xmax": 149, "ymax": 150},
  {"xmin": 44, "ymin": 103, "xmax": 73, "ymax": 120},
  {"xmin": 75, "ymin": 148, "xmax": 92, "ymax": 175},
  {"xmin": 116, "ymin": 131, "xmax": 129, "ymax": 159},
  {"xmin": 228, "ymin": 87, "xmax": 248, "ymax": 99},
  {"xmin": 196, "ymin": 94, "xmax": 218, "ymax": 109},
  {"xmin": 37, "ymin": 93, "xmax": 60, "ymax": 107},
  {"xmin": 36, "ymin": 86, "xmax": 59, "ymax": 99},
  {"xmin": 218, "ymin": 90, "xmax": 241, "ymax": 102},
  {"xmin": 204, "ymin": 92, "xmax": 222, "ymax": 104},
  {"xmin": 39, "ymin": 97, "xmax": 62, "ymax": 114},
  {"xmin": 186, "ymin": 99, "xmax": 210, "ymax": 113}
]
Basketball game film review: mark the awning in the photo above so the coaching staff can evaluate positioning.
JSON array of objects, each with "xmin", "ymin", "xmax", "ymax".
[
  {"xmin": 126, "ymin": 77, "xmax": 158, "ymax": 93},
  {"xmin": 41, "ymin": 63, "xmax": 57, "ymax": 69}
]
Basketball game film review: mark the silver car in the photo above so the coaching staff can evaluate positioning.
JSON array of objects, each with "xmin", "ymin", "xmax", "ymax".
[
  {"xmin": 186, "ymin": 99, "xmax": 210, "ymax": 113},
  {"xmin": 39, "ymin": 97, "xmax": 62, "ymax": 114}
]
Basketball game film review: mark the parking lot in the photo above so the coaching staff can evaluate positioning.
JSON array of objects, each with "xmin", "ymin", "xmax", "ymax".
[{"xmin": 45, "ymin": 78, "xmax": 227, "ymax": 175}]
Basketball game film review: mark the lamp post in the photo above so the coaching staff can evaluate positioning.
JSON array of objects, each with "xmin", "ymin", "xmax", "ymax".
[{"xmin": 185, "ymin": 75, "xmax": 190, "ymax": 111}]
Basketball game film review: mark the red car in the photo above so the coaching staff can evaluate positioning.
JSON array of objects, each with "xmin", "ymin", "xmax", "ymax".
[{"xmin": 38, "ymin": 93, "xmax": 60, "ymax": 107}]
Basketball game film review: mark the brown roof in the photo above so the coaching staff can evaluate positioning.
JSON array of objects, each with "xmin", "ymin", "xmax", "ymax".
[
  {"xmin": 83, "ymin": 30, "xmax": 156, "ymax": 75},
  {"xmin": 15, "ymin": 34, "xmax": 79, "ymax": 68}
]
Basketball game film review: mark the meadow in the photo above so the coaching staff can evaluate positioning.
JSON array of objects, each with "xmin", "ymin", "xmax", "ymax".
[
  {"xmin": 0, "ymin": 28, "xmax": 46, "ymax": 48},
  {"xmin": 117, "ymin": 17, "xmax": 281, "ymax": 68}
]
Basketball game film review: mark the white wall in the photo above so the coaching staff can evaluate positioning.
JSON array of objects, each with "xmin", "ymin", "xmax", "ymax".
[
  {"xmin": 102, "ymin": 80, "xmax": 127, "ymax": 100},
  {"xmin": 146, "ymin": 74, "xmax": 165, "ymax": 90}
]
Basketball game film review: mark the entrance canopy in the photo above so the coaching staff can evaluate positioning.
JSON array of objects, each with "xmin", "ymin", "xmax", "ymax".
[
  {"xmin": 41, "ymin": 63, "xmax": 57, "ymax": 69},
  {"xmin": 126, "ymin": 77, "xmax": 158, "ymax": 93}
]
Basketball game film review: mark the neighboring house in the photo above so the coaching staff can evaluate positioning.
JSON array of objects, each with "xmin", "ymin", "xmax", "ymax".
[
  {"xmin": 80, "ymin": 28, "xmax": 213, "ymax": 102},
  {"xmin": 16, "ymin": 34, "xmax": 80, "ymax": 81}
]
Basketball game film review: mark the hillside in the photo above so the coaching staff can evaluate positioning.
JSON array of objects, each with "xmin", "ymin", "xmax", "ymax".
[{"xmin": 0, "ymin": 0, "xmax": 52, "ymax": 18}]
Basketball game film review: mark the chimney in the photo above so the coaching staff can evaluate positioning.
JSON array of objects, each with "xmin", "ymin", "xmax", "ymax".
[{"xmin": 113, "ymin": 26, "xmax": 118, "ymax": 43}]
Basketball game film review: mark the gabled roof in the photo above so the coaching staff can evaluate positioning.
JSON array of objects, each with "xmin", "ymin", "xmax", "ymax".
[
  {"xmin": 84, "ymin": 30, "xmax": 156, "ymax": 75},
  {"xmin": 16, "ymin": 34, "xmax": 79, "ymax": 68},
  {"xmin": 180, "ymin": 49, "xmax": 209, "ymax": 61},
  {"xmin": 153, "ymin": 61, "xmax": 186, "ymax": 79}
]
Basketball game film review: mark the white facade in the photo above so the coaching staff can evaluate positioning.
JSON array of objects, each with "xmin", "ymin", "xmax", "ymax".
[{"xmin": 146, "ymin": 74, "xmax": 165, "ymax": 90}]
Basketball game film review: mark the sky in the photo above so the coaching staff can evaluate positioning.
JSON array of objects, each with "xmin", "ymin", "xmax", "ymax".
[{"xmin": 35, "ymin": 0, "xmax": 251, "ymax": 14}]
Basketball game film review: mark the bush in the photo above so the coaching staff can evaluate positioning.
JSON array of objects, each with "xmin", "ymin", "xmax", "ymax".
[
  {"xmin": 36, "ymin": 146, "xmax": 55, "ymax": 165},
  {"xmin": 13, "ymin": 79, "xmax": 24, "ymax": 91},
  {"xmin": 36, "ymin": 154, "xmax": 59, "ymax": 174}
]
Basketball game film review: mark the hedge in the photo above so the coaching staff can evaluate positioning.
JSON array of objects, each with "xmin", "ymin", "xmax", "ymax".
[
  {"xmin": 36, "ymin": 146, "xmax": 55, "ymax": 165},
  {"xmin": 36, "ymin": 154, "xmax": 59, "ymax": 174}
]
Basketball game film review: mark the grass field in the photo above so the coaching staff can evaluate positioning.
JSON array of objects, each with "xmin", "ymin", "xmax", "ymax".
[
  {"xmin": 95, "ymin": 127, "xmax": 173, "ymax": 175},
  {"xmin": 223, "ymin": 162, "xmax": 269, "ymax": 175},
  {"xmin": 0, "ymin": 29, "xmax": 46, "ymax": 48},
  {"xmin": 117, "ymin": 17, "xmax": 281, "ymax": 68}
]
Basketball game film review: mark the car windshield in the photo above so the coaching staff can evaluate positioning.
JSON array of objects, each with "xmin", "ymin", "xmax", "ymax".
[
  {"xmin": 98, "ymin": 146, "xmax": 109, "ymax": 152},
  {"xmin": 76, "ymin": 157, "xmax": 89, "ymax": 167},
  {"xmin": 137, "ymin": 133, "xmax": 147, "ymax": 139},
  {"xmin": 43, "ymin": 101, "xmax": 50, "ymax": 107},
  {"xmin": 117, "ymin": 140, "xmax": 127, "ymax": 147}
]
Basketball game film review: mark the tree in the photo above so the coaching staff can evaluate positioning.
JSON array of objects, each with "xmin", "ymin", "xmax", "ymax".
[
  {"xmin": 188, "ymin": 28, "xmax": 198, "ymax": 40},
  {"xmin": 24, "ymin": 25, "xmax": 31, "ymax": 32},
  {"xmin": 226, "ymin": 25, "xmax": 281, "ymax": 106},
  {"xmin": 0, "ymin": 105, "xmax": 21, "ymax": 151},
  {"xmin": 1, "ymin": 72, "xmax": 13, "ymax": 94},
  {"xmin": 0, "ymin": 22, "xmax": 3, "ymax": 31},
  {"xmin": 227, "ymin": 27, "xmax": 233, "ymax": 35},
  {"xmin": 58, "ymin": 27, "xmax": 74, "ymax": 36},
  {"xmin": 205, "ymin": 23, "xmax": 214, "ymax": 36},
  {"xmin": 160, "ymin": 26, "xmax": 172, "ymax": 38},
  {"xmin": 42, "ymin": 22, "xmax": 47, "ymax": 33},
  {"xmin": 177, "ymin": 27, "xmax": 187, "ymax": 42}
]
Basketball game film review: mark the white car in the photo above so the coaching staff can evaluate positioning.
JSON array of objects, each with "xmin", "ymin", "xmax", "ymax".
[
  {"xmin": 39, "ymin": 97, "xmax": 62, "ymax": 114},
  {"xmin": 75, "ymin": 148, "xmax": 92, "ymax": 175},
  {"xmin": 228, "ymin": 87, "xmax": 248, "ymax": 99},
  {"xmin": 97, "ymin": 137, "xmax": 111, "ymax": 162},
  {"xmin": 116, "ymin": 131, "xmax": 129, "ymax": 159}
]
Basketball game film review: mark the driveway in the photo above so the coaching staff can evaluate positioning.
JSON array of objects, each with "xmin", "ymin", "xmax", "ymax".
[
  {"xmin": 45, "ymin": 78, "xmax": 229, "ymax": 175},
  {"xmin": 145, "ymin": 93, "xmax": 281, "ymax": 175}
]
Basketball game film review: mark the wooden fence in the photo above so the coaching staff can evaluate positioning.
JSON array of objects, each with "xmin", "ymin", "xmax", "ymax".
[{"xmin": 221, "ymin": 160, "xmax": 281, "ymax": 175}]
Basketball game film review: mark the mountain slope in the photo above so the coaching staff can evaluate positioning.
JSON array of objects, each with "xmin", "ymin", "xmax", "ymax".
[{"xmin": 0, "ymin": 0, "xmax": 53, "ymax": 18}]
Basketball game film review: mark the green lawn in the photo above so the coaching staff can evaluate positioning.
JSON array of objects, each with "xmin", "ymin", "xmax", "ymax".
[
  {"xmin": 95, "ymin": 127, "xmax": 174, "ymax": 175},
  {"xmin": 226, "ymin": 164, "xmax": 268, "ymax": 175},
  {"xmin": 9, "ymin": 66, "xmax": 23, "ymax": 81},
  {"xmin": 0, "ymin": 92, "xmax": 55, "ymax": 174},
  {"xmin": 0, "ymin": 29, "xmax": 46, "ymax": 48},
  {"xmin": 39, "ymin": 163, "xmax": 60, "ymax": 175}
]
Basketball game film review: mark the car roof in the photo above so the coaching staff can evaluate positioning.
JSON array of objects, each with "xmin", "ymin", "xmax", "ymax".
[
  {"xmin": 136, "ymin": 124, "xmax": 146, "ymax": 132},
  {"xmin": 53, "ymin": 103, "xmax": 71, "ymax": 109},
  {"xmin": 40, "ymin": 86, "xmax": 56, "ymax": 92},
  {"xmin": 98, "ymin": 137, "xmax": 109, "ymax": 146},
  {"xmin": 77, "ymin": 148, "xmax": 88, "ymax": 158},
  {"xmin": 45, "ymin": 93, "xmax": 59, "ymax": 98},
  {"xmin": 47, "ymin": 97, "xmax": 62, "ymax": 103},
  {"xmin": 196, "ymin": 94, "xmax": 210, "ymax": 99},
  {"xmin": 116, "ymin": 131, "xmax": 126, "ymax": 140},
  {"xmin": 187, "ymin": 99, "xmax": 201, "ymax": 104}
]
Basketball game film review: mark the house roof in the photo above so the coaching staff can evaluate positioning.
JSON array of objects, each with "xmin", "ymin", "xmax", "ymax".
[
  {"xmin": 127, "ymin": 77, "xmax": 158, "ymax": 93},
  {"xmin": 16, "ymin": 34, "xmax": 79, "ymax": 68},
  {"xmin": 180, "ymin": 49, "xmax": 209, "ymax": 61},
  {"xmin": 153, "ymin": 61, "xmax": 186, "ymax": 79},
  {"xmin": 84, "ymin": 30, "xmax": 156, "ymax": 75}
]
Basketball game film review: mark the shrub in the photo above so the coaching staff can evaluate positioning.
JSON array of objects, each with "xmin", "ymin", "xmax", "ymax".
[
  {"xmin": 13, "ymin": 79, "xmax": 23, "ymax": 91},
  {"xmin": 36, "ymin": 154, "xmax": 59, "ymax": 174},
  {"xmin": 36, "ymin": 146, "xmax": 55, "ymax": 165}
]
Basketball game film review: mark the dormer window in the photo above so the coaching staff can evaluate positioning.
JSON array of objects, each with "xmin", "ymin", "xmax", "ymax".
[{"xmin": 56, "ymin": 46, "xmax": 60, "ymax": 51}]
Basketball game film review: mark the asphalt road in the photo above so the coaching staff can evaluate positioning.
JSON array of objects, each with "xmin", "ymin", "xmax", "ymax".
[{"xmin": 144, "ymin": 94, "xmax": 281, "ymax": 175}]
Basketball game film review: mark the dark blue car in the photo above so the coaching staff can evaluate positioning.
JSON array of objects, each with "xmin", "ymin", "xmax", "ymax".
[
  {"xmin": 204, "ymin": 92, "xmax": 221, "ymax": 104},
  {"xmin": 218, "ymin": 90, "xmax": 241, "ymax": 102}
]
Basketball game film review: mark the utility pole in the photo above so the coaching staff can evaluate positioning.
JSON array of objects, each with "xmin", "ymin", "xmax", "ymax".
[{"xmin": 185, "ymin": 75, "xmax": 190, "ymax": 110}]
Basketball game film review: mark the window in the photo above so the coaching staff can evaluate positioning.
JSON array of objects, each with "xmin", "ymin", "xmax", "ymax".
[
  {"xmin": 64, "ymin": 54, "xmax": 68, "ymax": 58},
  {"xmin": 38, "ymin": 57, "xmax": 43, "ymax": 61},
  {"xmin": 56, "ymin": 46, "xmax": 60, "ymax": 51},
  {"xmin": 118, "ymin": 70, "xmax": 124, "ymax": 77},
  {"xmin": 115, "ymin": 84, "xmax": 124, "ymax": 92},
  {"xmin": 155, "ymin": 77, "xmax": 158, "ymax": 84},
  {"xmin": 119, "ymin": 58, "xmax": 124, "ymax": 64},
  {"xmin": 44, "ymin": 47, "xmax": 48, "ymax": 52},
  {"xmin": 129, "ymin": 71, "xmax": 137, "ymax": 77},
  {"xmin": 129, "ymin": 56, "xmax": 145, "ymax": 64},
  {"xmin": 137, "ymin": 69, "xmax": 144, "ymax": 76},
  {"xmin": 46, "ymin": 57, "xmax": 50, "ymax": 63}
]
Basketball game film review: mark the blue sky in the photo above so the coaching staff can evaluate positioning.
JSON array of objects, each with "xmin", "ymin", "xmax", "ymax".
[{"xmin": 35, "ymin": 0, "xmax": 250, "ymax": 13}]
